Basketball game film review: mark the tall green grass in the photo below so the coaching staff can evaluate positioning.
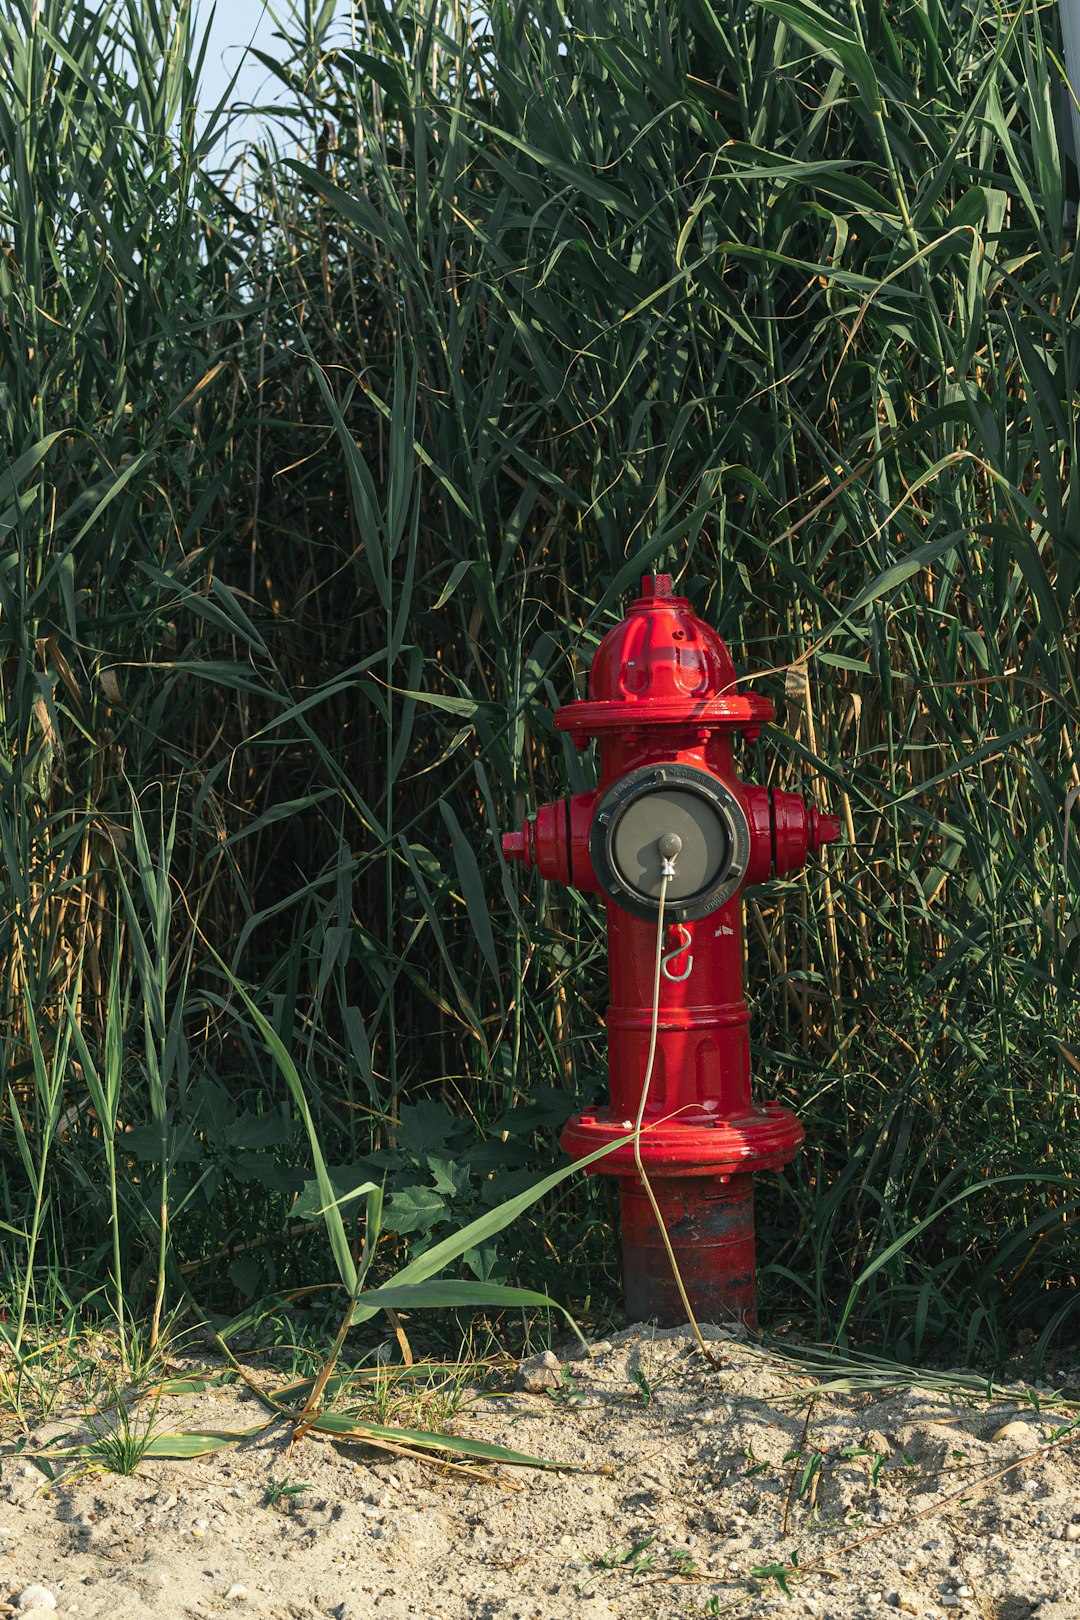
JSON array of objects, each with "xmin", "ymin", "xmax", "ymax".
[{"xmin": 2, "ymin": 0, "xmax": 1079, "ymax": 1365}]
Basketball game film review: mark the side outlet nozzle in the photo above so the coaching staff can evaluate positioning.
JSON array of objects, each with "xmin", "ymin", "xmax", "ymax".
[{"xmin": 808, "ymin": 808, "xmax": 842, "ymax": 854}]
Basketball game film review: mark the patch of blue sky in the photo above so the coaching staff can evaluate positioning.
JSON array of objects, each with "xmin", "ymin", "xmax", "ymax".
[{"xmin": 194, "ymin": 0, "xmax": 277, "ymax": 113}]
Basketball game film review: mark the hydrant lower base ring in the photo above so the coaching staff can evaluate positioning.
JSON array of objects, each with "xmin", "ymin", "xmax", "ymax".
[{"xmin": 562, "ymin": 1102, "xmax": 804, "ymax": 1177}]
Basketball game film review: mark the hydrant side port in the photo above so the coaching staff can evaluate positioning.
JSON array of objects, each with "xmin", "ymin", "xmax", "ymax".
[{"xmin": 501, "ymin": 573, "xmax": 840, "ymax": 1329}]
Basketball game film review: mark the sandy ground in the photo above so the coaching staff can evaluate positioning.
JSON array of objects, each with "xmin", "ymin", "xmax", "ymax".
[{"xmin": 2, "ymin": 1324, "xmax": 1079, "ymax": 1620}]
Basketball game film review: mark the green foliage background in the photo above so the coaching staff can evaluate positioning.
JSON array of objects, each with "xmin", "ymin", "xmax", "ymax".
[{"xmin": 2, "ymin": 0, "xmax": 1079, "ymax": 1363}]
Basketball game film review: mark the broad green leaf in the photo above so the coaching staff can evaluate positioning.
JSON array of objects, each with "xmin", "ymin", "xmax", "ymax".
[
  {"xmin": 0, "ymin": 433, "xmax": 61, "ymax": 510},
  {"xmin": 142, "ymin": 1426, "xmax": 268, "ymax": 1457},
  {"xmin": 209, "ymin": 952, "xmax": 358, "ymax": 1296},
  {"xmin": 348, "ymin": 1279, "xmax": 566, "ymax": 1311},
  {"xmin": 384, "ymin": 1184, "xmax": 448, "ymax": 1235},
  {"xmin": 309, "ymin": 1412, "xmax": 571, "ymax": 1470},
  {"xmin": 350, "ymin": 1132, "xmax": 635, "ymax": 1325},
  {"xmin": 439, "ymin": 800, "xmax": 502, "ymax": 996},
  {"xmin": 752, "ymin": 0, "xmax": 881, "ymax": 113},
  {"xmin": 385, "ymin": 683, "xmax": 479, "ymax": 718}
]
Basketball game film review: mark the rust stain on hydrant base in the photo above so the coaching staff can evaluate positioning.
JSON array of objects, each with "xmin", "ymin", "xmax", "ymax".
[{"xmin": 502, "ymin": 573, "xmax": 839, "ymax": 1330}]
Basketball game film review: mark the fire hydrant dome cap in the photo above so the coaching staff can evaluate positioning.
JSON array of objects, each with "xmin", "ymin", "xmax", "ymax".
[{"xmin": 556, "ymin": 573, "xmax": 774, "ymax": 737}]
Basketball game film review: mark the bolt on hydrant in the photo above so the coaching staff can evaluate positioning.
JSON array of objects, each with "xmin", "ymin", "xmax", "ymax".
[{"xmin": 501, "ymin": 573, "xmax": 840, "ymax": 1328}]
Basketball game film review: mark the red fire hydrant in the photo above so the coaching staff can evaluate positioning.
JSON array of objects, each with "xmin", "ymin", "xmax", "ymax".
[{"xmin": 502, "ymin": 574, "xmax": 839, "ymax": 1328}]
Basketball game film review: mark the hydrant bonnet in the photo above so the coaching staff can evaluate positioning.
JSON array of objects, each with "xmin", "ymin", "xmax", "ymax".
[{"xmin": 557, "ymin": 572, "xmax": 774, "ymax": 740}]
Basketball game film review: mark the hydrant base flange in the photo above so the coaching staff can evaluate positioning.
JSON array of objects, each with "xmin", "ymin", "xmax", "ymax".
[
  {"xmin": 620, "ymin": 1172, "xmax": 759, "ymax": 1328},
  {"xmin": 561, "ymin": 1102, "xmax": 804, "ymax": 1178}
]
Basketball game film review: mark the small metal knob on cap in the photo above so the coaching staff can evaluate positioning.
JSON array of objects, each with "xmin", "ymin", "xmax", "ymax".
[{"xmin": 658, "ymin": 830, "xmax": 683, "ymax": 878}]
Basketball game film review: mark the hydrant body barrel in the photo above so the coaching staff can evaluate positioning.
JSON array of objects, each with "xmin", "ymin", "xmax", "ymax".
[{"xmin": 502, "ymin": 574, "xmax": 838, "ymax": 1328}]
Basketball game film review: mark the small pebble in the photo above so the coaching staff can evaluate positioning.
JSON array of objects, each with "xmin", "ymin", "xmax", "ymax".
[
  {"xmin": 1065, "ymin": 1523, "xmax": 1080, "ymax": 1542},
  {"xmin": 224, "ymin": 1585, "xmax": 248, "ymax": 1601},
  {"xmin": 955, "ymin": 1588, "xmax": 972, "ymax": 1599},
  {"xmin": 16, "ymin": 1590, "xmax": 57, "ymax": 1613},
  {"xmin": 991, "ymin": 1420, "xmax": 1038, "ymax": 1445},
  {"xmin": 515, "ymin": 1350, "xmax": 563, "ymax": 1393}
]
